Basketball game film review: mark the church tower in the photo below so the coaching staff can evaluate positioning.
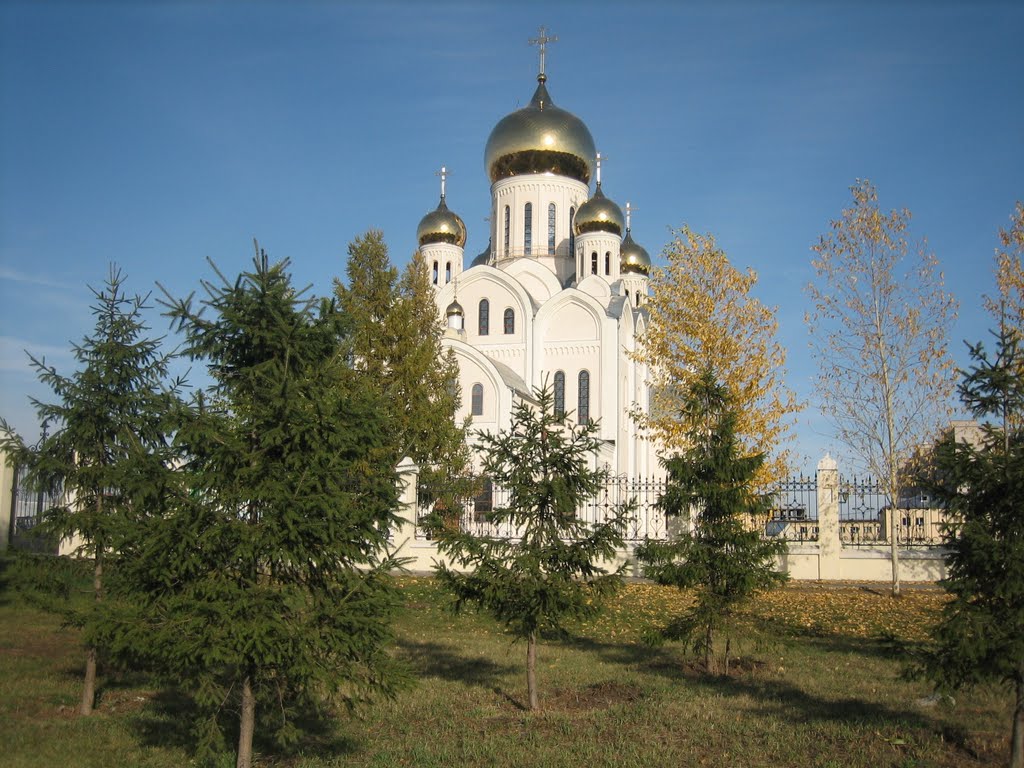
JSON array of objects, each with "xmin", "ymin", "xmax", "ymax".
[
  {"xmin": 620, "ymin": 202, "xmax": 652, "ymax": 306},
  {"xmin": 573, "ymin": 153, "xmax": 625, "ymax": 284},
  {"xmin": 418, "ymin": 166, "xmax": 467, "ymax": 288}
]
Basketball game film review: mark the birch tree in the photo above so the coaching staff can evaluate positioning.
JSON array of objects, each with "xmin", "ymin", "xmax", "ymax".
[
  {"xmin": 632, "ymin": 226, "xmax": 800, "ymax": 485},
  {"xmin": 984, "ymin": 201, "xmax": 1024, "ymax": 431},
  {"xmin": 806, "ymin": 179, "xmax": 957, "ymax": 597}
]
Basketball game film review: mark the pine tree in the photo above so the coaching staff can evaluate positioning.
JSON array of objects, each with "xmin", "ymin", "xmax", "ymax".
[
  {"xmin": 335, "ymin": 232, "xmax": 469, "ymax": 508},
  {"xmin": 433, "ymin": 385, "xmax": 628, "ymax": 711},
  {"xmin": 0, "ymin": 266, "xmax": 179, "ymax": 715},
  {"xmin": 635, "ymin": 368, "xmax": 787, "ymax": 674},
  {"xmin": 919, "ymin": 322, "xmax": 1024, "ymax": 768},
  {"xmin": 126, "ymin": 249, "xmax": 407, "ymax": 768}
]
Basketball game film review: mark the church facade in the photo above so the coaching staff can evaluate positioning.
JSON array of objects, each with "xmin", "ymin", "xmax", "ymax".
[{"xmin": 415, "ymin": 48, "xmax": 659, "ymax": 481}]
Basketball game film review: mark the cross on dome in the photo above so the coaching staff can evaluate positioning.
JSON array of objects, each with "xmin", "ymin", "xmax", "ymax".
[
  {"xmin": 595, "ymin": 152, "xmax": 603, "ymax": 185},
  {"xmin": 625, "ymin": 201, "xmax": 637, "ymax": 231},
  {"xmin": 528, "ymin": 26, "xmax": 558, "ymax": 80},
  {"xmin": 436, "ymin": 165, "xmax": 448, "ymax": 200}
]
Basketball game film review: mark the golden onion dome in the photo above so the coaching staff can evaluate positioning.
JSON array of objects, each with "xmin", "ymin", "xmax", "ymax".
[
  {"xmin": 417, "ymin": 197, "xmax": 467, "ymax": 248},
  {"xmin": 484, "ymin": 75, "xmax": 596, "ymax": 184},
  {"xmin": 573, "ymin": 183, "xmax": 624, "ymax": 236},
  {"xmin": 620, "ymin": 230, "xmax": 651, "ymax": 275},
  {"xmin": 445, "ymin": 298, "xmax": 464, "ymax": 317}
]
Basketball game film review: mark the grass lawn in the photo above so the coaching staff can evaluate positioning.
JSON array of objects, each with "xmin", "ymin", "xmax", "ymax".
[{"xmin": 0, "ymin": 575, "xmax": 1013, "ymax": 767}]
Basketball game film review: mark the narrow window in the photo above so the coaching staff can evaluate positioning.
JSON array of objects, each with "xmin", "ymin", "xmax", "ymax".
[
  {"xmin": 503, "ymin": 205, "xmax": 510, "ymax": 257},
  {"xmin": 474, "ymin": 477, "xmax": 493, "ymax": 521},
  {"xmin": 605, "ymin": 252, "xmax": 611, "ymax": 275},
  {"xmin": 591, "ymin": 252, "xmax": 598, "ymax": 275},
  {"xmin": 578, "ymin": 370, "xmax": 591, "ymax": 423},
  {"xmin": 569, "ymin": 206, "xmax": 576, "ymax": 257},
  {"xmin": 625, "ymin": 289, "xmax": 631, "ymax": 305},
  {"xmin": 432, "ymin": 261, "xmax": 439, "ymax": 284},
  {"xmin": 554, "ymin": 370, "xmax": 565, "ymax": 418},
  {"xmin": 479, "ymin": 299, "xmax": 489, "ymax": 336},
  {"xmin": 471, "ymin": 383, "xmax": 483, "ymax": 416},
  {"xmin": 548, "ymin": 203, "xmax": 556, "ymax": 254},
  {"xmin": 503, "ymin": 307, "xmax": 515, "ymax": 334},
  {"xmin": 524, "ymin": 203, "xmax": 532, "ymax": 255},
  {"xmin": 445, "ymin": 262, "xmax": 451, "ymax": 283}
]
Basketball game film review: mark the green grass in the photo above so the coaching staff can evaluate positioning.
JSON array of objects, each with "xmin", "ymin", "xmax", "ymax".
[{"xmin": 0, "ymin": 575, "xmax": 1013, "ymax": 767}]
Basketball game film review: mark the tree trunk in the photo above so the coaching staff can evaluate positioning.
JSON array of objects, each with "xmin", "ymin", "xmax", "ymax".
[
  {"xmin": 705, "ymin": 624, "xmax": 716, "ymax": 675},
  {"xmin": 526, "ymin": 632, "xmax": 538, "ymax": 711},
  {"xmin": 1010, "ymin": 672, "xmax": 1024, "ymax": 768},
  {"xmin": 79, "ymin": 548, "xmax": 103, "ymax": 715},
  {"xmin": 79, "ymin": 646, "xmax": 97, "ymax": 715},
  {"xmin": 724, "ymin": 636, "xmax": 731, "ymax": 677},
  {"xmin": 237, "ymin": 676, "xmax": 256, "ymax": 768},
  {"xmin": 889, "ymin": 509, "xmax": 901, "ymax": 598}
]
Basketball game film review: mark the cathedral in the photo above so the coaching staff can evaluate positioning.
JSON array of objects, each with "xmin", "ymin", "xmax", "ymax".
[{"xmin": 416, "ymin": 34, "xmax": 659, "ymax": 480}]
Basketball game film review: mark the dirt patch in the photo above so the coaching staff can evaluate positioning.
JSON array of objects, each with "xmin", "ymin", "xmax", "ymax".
[{"xmin": 545, "ymin": 681, "xmax": 645, "ymax": 712}]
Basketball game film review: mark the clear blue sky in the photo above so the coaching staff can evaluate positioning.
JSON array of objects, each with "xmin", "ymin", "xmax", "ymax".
[{"xmin": 2, "ymin": 1, "xmax": 1022, "ymax": 471}]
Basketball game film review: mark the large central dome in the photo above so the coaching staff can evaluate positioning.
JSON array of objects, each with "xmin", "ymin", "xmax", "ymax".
[{"xmin": 484, "ymin": 75, "xmax": 596, "ymax": 185}]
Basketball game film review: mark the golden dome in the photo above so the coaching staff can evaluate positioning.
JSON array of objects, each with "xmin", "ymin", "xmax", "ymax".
[
  {"xmin": 417, "ymin": 197, "xmax": 467, "ymax": 248},
  {"xmin": 445, "ymin": 298, "xmax": 464, "ymax": 317},
  {"xmin": 484, "ymin": 76, "xmax": 596, "ymax": 184},
  {"xmin": 573, "ymin": 183, "xmax": 624, "ymax": 236},
  {"xmin": 620, "ymin": 231, "xmax": 651, "ymax": 275}
]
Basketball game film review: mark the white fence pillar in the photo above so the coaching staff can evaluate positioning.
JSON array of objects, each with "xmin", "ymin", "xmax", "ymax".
[
  {"xmin": 816, "ymin": 453, "xmax": 841, "ymax": 580},
  {"xmin": 0, "ymin": 444, "xmax": 14, "ymax": 550}
]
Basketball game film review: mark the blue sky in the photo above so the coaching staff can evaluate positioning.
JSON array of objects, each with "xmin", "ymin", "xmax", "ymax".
[{"xmin": 1, "ymin": 1, "xmax": 1022, "ymax": 471}]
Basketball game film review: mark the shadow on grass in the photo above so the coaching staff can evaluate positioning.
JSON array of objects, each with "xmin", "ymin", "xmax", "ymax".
[
  {"xmin": 131, "ymin": 686, "xmax": 360, "ymax": 762},
  {"xmin": 395, "ymin": 637, "xmax": 517, "ymax": 687}
]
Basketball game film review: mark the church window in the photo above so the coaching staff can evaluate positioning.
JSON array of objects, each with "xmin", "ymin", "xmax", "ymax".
[
  {"xmin": 625, "ymin": 289, "xmax": 631, "ymax": 304},
  {"xmin": 548, "ymin": 203, "xmax": 556, "ymax": 254},
  {"xmin": 471, "ymin": 383, "xmax": 483, "ymax": 416},
  {"xmin": 605, "ymin": 252, "xmax": 611, "ymax": 275},
  {"xmin": 524, "ymin": 203, "xmax": 532, "ymax": 255},
  {"xmin": 479, "ymin": 299, "xmax": 489, "ymax": 336},
  {"xmin": 578, "ymin": 370, "xmax": 591, "ymax": 423},
  {"xmin": 503, "ymin": 307, "xmax": 515, "ymax": 334},
  {"xmin": 554, "ymin": 370, "xmax": 565, "ymax": 418},
  {"xmin": 569, "ymin": 206, "xmax": 576, "ymax": 257},
  {"xmin": 474, "ymin": 477, "xmax": 493, "ymax": 521},
  {"xmin": 432, "ymin": 261, "xmax": 439, "ymax": 284},
  {"xmin": 445, "ymin": 262, "xmax": 451, "ymax": 283},
  {"xmin": 503, "ymin": 206, "xmax": 510, "ymax": 257},
  {"xmin": 591, "ymin": 252, "xmax": 598, "ymax": 275}
]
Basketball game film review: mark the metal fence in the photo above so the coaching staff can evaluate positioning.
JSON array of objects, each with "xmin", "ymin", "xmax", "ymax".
[
  {"xmin": 760, "ymin": 475, "xmax": 819, "ymax": 543},
  {"xmin": 839, "ymin": 475, "xmax": 947, "ymax": 547},
  {"xmin": 8, "ymin": 463, "xmax": 63, "ymax": 553}
]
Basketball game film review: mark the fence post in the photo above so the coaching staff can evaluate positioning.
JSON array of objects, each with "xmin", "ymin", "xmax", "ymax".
[
  {"xmin": 816, "ymin": 453, "xmax": 841, "ymax": 580},
  {"xmin": 394, "ymin": 456, "xmax": 420, "ymax": 542},
  {"xmin": 0, "ymin": 443, "xmax": 14, "ymax": 550}
]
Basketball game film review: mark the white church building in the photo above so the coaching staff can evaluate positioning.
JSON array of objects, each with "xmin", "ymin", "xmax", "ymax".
[{"xmin": 415, "ymin": 34, "xmax": 660, "ymax": 481}]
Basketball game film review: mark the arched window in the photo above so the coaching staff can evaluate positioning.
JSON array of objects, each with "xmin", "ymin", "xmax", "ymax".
[
  {"xmin": 471, "ymin": 383, "xmax": 484, "ymax": 416},
  {"xmin": 524, "ymin": 203, "xmax": 532, "ymax": 255},
  {"xmin": 445, "ymin": 262, "xmax": 451, "ymax": 283},
  {"xmin": 569, "ymin": 206, "xmax": 576, "ymax": 257},
  {"xmin": 625, "ymin": 289, "xmax": 631, "ymax": 304},
  {"xmin": 605, "ymin": 252, "xmax": 611, "ymax": 275},
  {"xmin": 548, "ymin": 203, "xmax": 556, "ymax": 254},
  {"xmin": 591, "ymin": 252, "xmax": 598, "ymax": 275},
  {"xmin": 554, "ymin": 370, "xmax": 565, "ymax": 418},
  {"xmin": 503, "ymin": 205, "xmax": 510, "ymax": 257},
  {"xmin": 474, "ymin": 477, "xmax": 493, "ymax": 521},
  {"xmin": 578, "ymin": 370, "xmax": 591, "ymax": 423},
  {"xmin": 478, "ymin": 299, "xmax": 489, "ymax": 336},
  {"xmin": 503, "ymin": 307, "xmax": 515, "ymax": 334},
  {"xmin": 432, "ymin": 260, "xmax": 439, "ymax": 284}
]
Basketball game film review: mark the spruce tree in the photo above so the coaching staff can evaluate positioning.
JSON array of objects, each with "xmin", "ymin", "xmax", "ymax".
[
  {"xmin": 127, "ymin": 249, "xmax": 406, "ymax": 768},
  {"xmin": 636, "ymin": 368, "xmax": 787, "ymax": 674},
  {"xmin": 0, "ymin": 266, "xmax": 179, "ymax": 715},
  {"xmin": 335, "ymin": 232, "xmax": 469, "ymax": 510},
  {"xmin": 919, "ymin": 323, "xmax": 1024, "ymax": 768},
  {"xmin": 433, "ymin": 384, "xmax": 628, "ymax": 711}
]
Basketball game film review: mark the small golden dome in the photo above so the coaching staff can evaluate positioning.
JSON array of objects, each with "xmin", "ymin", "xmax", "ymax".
[
  {"xmin": 445, "ymin": 298, "xmax": 464, "ymax": 317},
  {"xmin": 417, "ymin": 197, "xmax": 467, "ymax": 248},
  {"xmin": 620, "ymin": 231, "xmax": 651, "ymax": 275},
  {"xmin": 484, "ymin": 76, "xmax": 596, "ymax": 184},
  {"xmin": 573, "ymin": 183, "xmax": 624, "ymax": 236}
]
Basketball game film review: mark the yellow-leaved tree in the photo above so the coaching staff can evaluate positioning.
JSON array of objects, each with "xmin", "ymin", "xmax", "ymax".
[
  {"xmin": 806, "ymin": 180, "xmax": 958, "ymax": 597},
  {"xmin": 984, "ymin": 201, "xmax": 1024, "ymax": 431},
  {"xmin": 632, "ymin": 225, "xmax": 801, "ymax": 486}
]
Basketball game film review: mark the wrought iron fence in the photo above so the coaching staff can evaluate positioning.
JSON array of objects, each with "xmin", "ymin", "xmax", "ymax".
[
  {"xmin": 759, "ymin": 475, "xmax": 819, "ymax": 543},
  {"xmin": 416, "ymin": 474, "xmax": 670, "ymax": 543},
  {"xmin": 839, "ymin": 475, "xmax": 947, "ymax": 547},
  {"xmin": 9, "ymin": 463, "xmax": 63, "ymax": 553}
]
